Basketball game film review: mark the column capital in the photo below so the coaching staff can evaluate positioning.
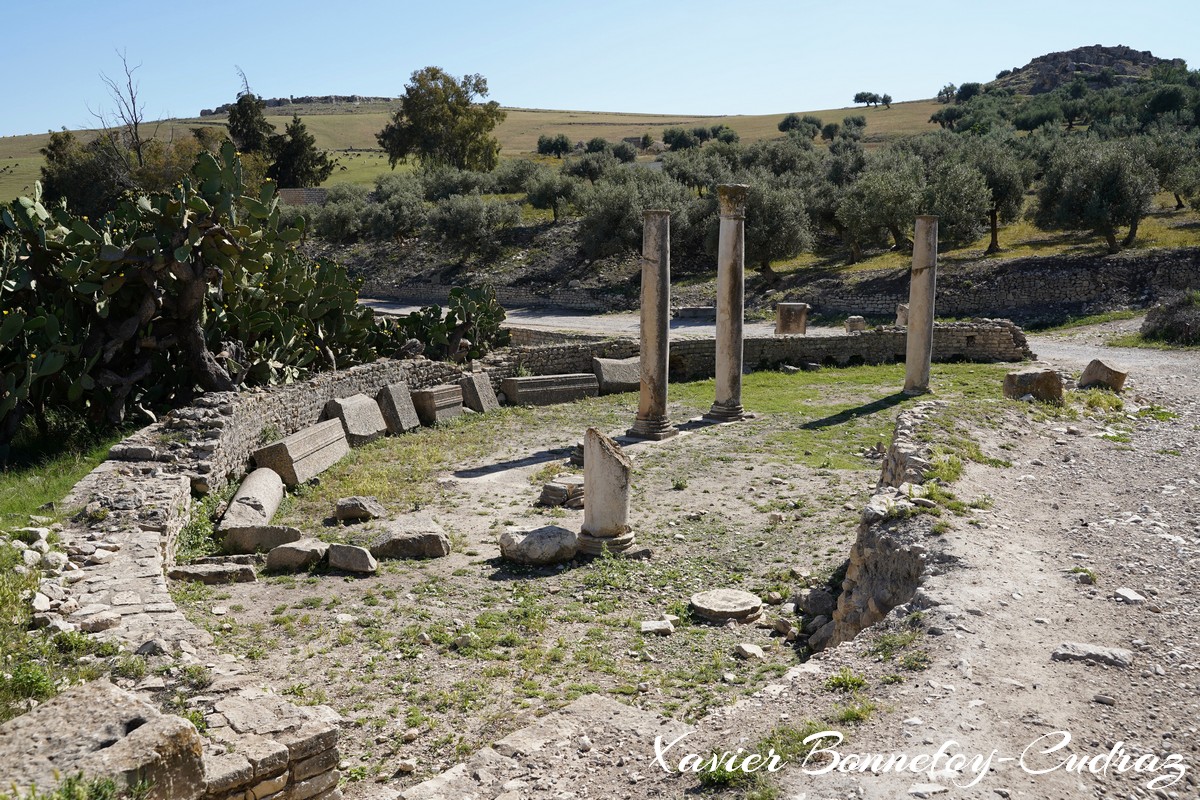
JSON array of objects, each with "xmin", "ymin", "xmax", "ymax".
[
  {"xmin": 717, "ymin": 184, "xmax": 749, "ymax": 219},
  {"xmin": 642, "ymin": 208, "xmax": 671, "ymax": 220}
]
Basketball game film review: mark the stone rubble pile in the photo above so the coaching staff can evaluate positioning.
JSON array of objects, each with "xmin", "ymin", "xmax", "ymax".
[{"xmin": 537, "ymin": 474, "xmax": 585, "ymax": 508}]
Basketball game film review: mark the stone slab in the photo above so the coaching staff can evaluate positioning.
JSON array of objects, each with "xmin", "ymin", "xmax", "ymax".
[
  {"xmin": 252, "ymin": 419, "xmax": 350, "ymax": 487},
  {"xmin": 376, "ymin": 382, "xmax": 421, "ymax": 434},
  {"xmin": 1079, "ymin": 359, "xmax": 1128, "ymax": 392},
  {"xmin": 1051, "ymin": 641, "xmax": 1134, "ymax": 668},
  {"xmin": 168, "ymin": 563, "xmax": 257, "ymax": 585},
  {"xmin": 324, "ymin": 394, "xmax": 388, "ymax": 447},
  {"xmin": 459, "ymin": 372, "xmax": 500, "ymax": 413},
  {"xmin": 265, "ymin": 539, "xmax": 329, "ymax": 572},
  {"xmin": 0, "ymin": 680, "xmax": 205, "ymax": 799},
  {"xmin": 592, "ymin": 356, "xmax": 641, "ymax": 395},
  {"xmin": 411, "ymin": 384, "xmax": 464, "ymax": 426},
  {"xmin": 370, "ymin": 515, "xmax": 451, "ymax": 560},
  {"xmin": 501, "ymin": 374, "xmax": 599, "ymax": 406},
  {"xmin": 327, "ymin": 543, "xmax": 377, "ymax": 574}
]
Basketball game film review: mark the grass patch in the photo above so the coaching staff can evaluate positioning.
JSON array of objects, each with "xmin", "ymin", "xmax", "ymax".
[
  {"xmin": 1029, "ymin": 309, "xmax": 1142, "ymax": 332},
  {"xmin": 823, "ymin": 667, "xmax": 867, "ymax": 693}
]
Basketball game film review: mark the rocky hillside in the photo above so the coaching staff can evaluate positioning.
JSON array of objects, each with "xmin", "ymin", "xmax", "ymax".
[{"xmin": 989, "ymin": 44, "xmax": 1186, "ymax": 95}]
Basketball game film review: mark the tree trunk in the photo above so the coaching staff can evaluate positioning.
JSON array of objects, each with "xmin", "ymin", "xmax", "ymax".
[
  {"xmin": 758, "ymin": 260, "xmax": 779, "ymax": 285},
  {"xmin": 1174, "ymin": 193, "xmax": 1186, "ymax": 210},
  {"xmin": 176, "ymin": 263, "xmax": 235, "ymax": 392},
  {"xmin": 1121, "ymin": 217, "xmax": 1140, "ymax": 248},
  {"xmin": 985, "ymin": 209, "xmax": 1001, "ymax": 254},
  {"xmin": 1103, "ymin": 230, "xmax": 1120, "ymax": 254},
  {"xmin": 889, "ymin": 224, "xmax": 908, "ymax": 251}
]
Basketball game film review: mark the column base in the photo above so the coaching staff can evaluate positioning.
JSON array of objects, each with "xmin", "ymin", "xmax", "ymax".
[
  {"xmin": 577, "ymin": 530, "xmax": 636, "ymax": 556},
  {"xmin": 704, "ymin": 402, "xmax": 746, "ymax": 422},
  {"xmin": 626, "ymin": 416, "xmax": 678, "ymax": 441},
  {"xmin": 902, "ymin": 384, "xmax": 931, "ymax": 396}
]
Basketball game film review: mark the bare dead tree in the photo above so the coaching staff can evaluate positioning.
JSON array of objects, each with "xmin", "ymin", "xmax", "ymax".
[{"xmin": 92, "ymin": 49, "xmax": 156, "ymax": 170}]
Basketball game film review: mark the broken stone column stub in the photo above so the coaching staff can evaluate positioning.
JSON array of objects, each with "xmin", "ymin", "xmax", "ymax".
[
  {"xmin": 628, "ymin": 209, "xmax": 677, "ymax": 441},
  {"xmin": 707, "ymin": 184, "xmax": 749, "ymax": 422},
  {"xmin": 579, "ymin": 427, "xmax": 635, "ymax": 555},
  {"xmin": 903, "ymin": 215, "xmax": 938, "ymax": 395}
]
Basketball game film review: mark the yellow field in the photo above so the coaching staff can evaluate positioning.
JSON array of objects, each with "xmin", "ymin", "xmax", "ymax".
[{"xmin": 0, "ymin": 99, "xmax": 940, "ymax": 200}]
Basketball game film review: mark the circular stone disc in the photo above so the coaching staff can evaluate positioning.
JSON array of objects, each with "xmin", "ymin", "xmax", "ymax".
[{"xmin": 690, "ymin": 589, "xmax": 763, "ymax": 621}]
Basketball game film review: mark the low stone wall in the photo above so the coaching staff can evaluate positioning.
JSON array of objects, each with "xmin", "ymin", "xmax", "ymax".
[
  {"xmin": 390, "ymin": 283, "xmax": 631, "ymax": 311},
  {"xmin": 4, "ymin": 455, "xmax": 344, "ymax": 799},
  {"xmin": 779, "ymin": 247, "xmax": 1200, "ymax": 322},
  {"xmin": 504, "ymin": 326, "xmax": 612, "ymax": 348},
  {"xmin": 813, "ymin": 401, "xmax": 949, "ymax": 651}
]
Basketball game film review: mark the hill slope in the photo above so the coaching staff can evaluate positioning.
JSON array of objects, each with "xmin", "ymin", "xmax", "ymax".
[
  {"xmin": 989, "ymin": 43, "xmax": 1185, "ymax": 95},
  {"xmin": 0, "ymin": 100, "xmax": 938, "ymax": 201}
]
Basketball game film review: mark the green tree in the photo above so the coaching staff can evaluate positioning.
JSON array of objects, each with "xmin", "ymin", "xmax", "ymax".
[
  {"xmin": 38, "ymin": 131, "xmax": 133, "ymax": 219},
  {"xmin": 562, "ymin": 151, "xmax": 618, "ymax": 184},
  {"xmin": 227, "ymin": 92, "xmax": 274, "ymax": 154},
  {"xmin": 937, "ymin": 83, "xmax": 957, "ymax": 104},
  {"xmin": 585, "ymin": 137, "xmax": 611, "ymax": 154},
  {"xmin": 663, "ymin": 127, "xmax": 700, "ymax": 151},
  {"xmin": 740, "ymin": 172, "xmax": 812, "ymax": 279},
  {"xmin": 922, "ymin": 161, "xmax": 990, "ymax": 247},
  {"xmin": 881, "ymin": 93, "xmax": 893, "ymax": 109},
  {"xmin": 525, "ymin": 170, "xmax": 578, "ymax": 222},
  {"xmin": 837, "ymin": 151, "xmax": 925, "ymax": 251},
  {"xmin": 266, "ymin": 115, "xmax": 336, "ymax": 188},
  {"xmin": 536, "ymin": 134, "xmax": 572, "ymax": 158},
  {"xmin": 377, "ymin": 66, "xmax": 506, "ymax": 171},
  {"xmin": 612, "ymin": 142, "xmax": 638, "ymax": 163},
  {"xmin": 955, "ymin": 83, "xmax": 983, "ymax": 104},
  {"xmin": 1035, "ymin": 139, "xmax": 1158, "ymax": 253},
  {"xmin": 958, "ymin": 137, "xmax": 1028, "ymax": 253}
]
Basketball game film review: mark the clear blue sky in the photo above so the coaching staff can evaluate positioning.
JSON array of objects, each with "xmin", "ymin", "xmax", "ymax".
[{"xmin": 3, "ymin": 0, "xmax": 1198, "ymax": 137}]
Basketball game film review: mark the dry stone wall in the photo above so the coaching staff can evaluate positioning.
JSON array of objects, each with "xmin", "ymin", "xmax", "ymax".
[{"xmin": 378, "ymin": 248, "xmax": 1200, "ymax": 322}]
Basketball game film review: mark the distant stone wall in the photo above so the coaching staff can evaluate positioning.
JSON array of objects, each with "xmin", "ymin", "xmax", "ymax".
[
  {"xmin": 505, "ymin": 326, "xmax": 611, "ymax": 347},
  {"xmin": 380, "ymin": 248, "xmax": 1200, "ymax": 322},
  {"xmin": 276, "ymin": 188, "xmax": 329, "ymax": 207},
  {"xmin": 776, "ymin": 248, "xmax": 1200, "ymax": 322},
  {"xmin": 485, "ymin": 320, "xmax": 1032, "ymax": 386}
]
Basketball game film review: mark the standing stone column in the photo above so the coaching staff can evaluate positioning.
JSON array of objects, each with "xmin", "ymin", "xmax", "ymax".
[
  {"xmin": 579, "ymin": 428, "xmax": 635, "ymax": 555},
  {"xmin": 628, "ymin": 210, "xmax": 677, "ymax": 440},
  {"xmin": 706, "ymin": 184, "xmax": 749, "ymax": 421},
  {"xmin": 903, "ymin": 215, "xmax": 938, "ymax": 394}
]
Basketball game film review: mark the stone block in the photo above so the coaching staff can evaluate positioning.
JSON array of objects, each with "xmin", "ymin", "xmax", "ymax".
[
  {"xmin": 775, "ymin": 302, "xmax": 810, "ymax": 335},
  {"xmin": 335, "ymin": 496, "xmax": 387, "ymax": 522},
  {"xmin": 459, "ymin": 372, "xmax": 500, "ymax": 413},
  {"xmin": 376, "ymin": 382, "xmax": 421, "ymax": 434},
  {"xmin": 499, "ymin": 525, "xmax": 578, "ymax": 566},
  {"xmin": 592, "ymin": 356, "xmax": 640, "ymax": 394},
  {"xmin": 0, "ymin": 680, "xmax": 205, "ymax": 799},
  {"xmin": 370, "ymin": 515, "xmax": 451, "ymax": 560},
  {"xmin": 1078, "ymin": 359, "xmax": 1127, "ymax": 392},
  {"xmin": 324, "ymin": 394, "xmax": 387, "ymax": 447},
  {"xmin": 167, "ymin": 563, "xmax": 257, "ymax": 584},
  {"xmin": 1002, "ymin": 368, "xmax": 1064, "ymax": 405},
  {"xmin": 845, "ymin": 316, "xmax": 867, "ymax": 333},
  {"xmin": 501, "ymin": 374, "xmax": 599, "ymax": 406},
  {"xmin": 252, "ymin": 420, "xmax": 350, "ymax": 487},
  {"xmin": 327, "ymin": 543, "xmax": 377, "ymax": 574},
  {"xmin": 218, "ymin": 468, "xmax": 284, "ymax": 532},
  {"xmin": 265, "ymin": 539, "xmax": 329, "ymax": 571},
  {"xmin": 222, "ymin": 525, "xmax": 302, "ymax": 555},
  {"xmin": 411, "ymin": 384, "xmax": 464, "ymax": 426}
]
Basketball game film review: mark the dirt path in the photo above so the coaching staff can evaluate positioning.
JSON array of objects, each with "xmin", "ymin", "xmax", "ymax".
[{"xmin": 750, "ymin": 323, "xmax": 1200, "ymax": 799}]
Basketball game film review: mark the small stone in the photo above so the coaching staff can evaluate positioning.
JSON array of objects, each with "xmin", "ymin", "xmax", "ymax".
[
  {"xmin": 578, "ymin": 735, "xmax": 592, "ymax": 752},
  {"xmin": 31, "ymin": 593, "xmax": 51, "ymax": 613},
  {"xmin": 335, "ymin": 495, "xmax": 387, "ymax": 522},
  {"xmin": 80, "ymin": 611, "xmax": 121, "ymax": 633},
  {"xmin": 211, "ymin": 606, "xmax": 228, "ymax": 616},
  {"xmin": 403, "ymin": 728, "xmax": 420, "ymax": 742},
  {"xmin": 735, "ymin": 642, "xmax": 764, "ymax": 660},
  {"xmin": 453, "ymin": 633, "xmax": 480, "ymax": 650},
  {"xmin": 640, "ymin": 620, "xmax": 674, "ymax": 636},
  {"xmin": 499, "ymin": 525, "xmax": 576, "ymax": 566},
  {"xmin": 335, "ymin": 613, "xmax": 356, "ymax": 625},
  {"xmin": 1093, "ymin": 694, "xmax": 1116, "ymax": 706},
  {"xmin": 1051, "ymin": 641, "xmax": 1134, "ymax": 669},
  {"xmin": 395, "ymin": 758, "xmax": 417, "ymax": 774},
  {"xmin": 1114, "ymin": 587, "xmax": 1145, "ymax": 604},
  {"xmin": 691, "ymin": 588, "xmax": 763, "ymax": 623},
  {"xmin": 722, "ymin": 672, "xmax": 737, "ymax": 683},
  {"xmin": 137, "ymin": 639, "xmax": 170, "ymax": 656}
]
